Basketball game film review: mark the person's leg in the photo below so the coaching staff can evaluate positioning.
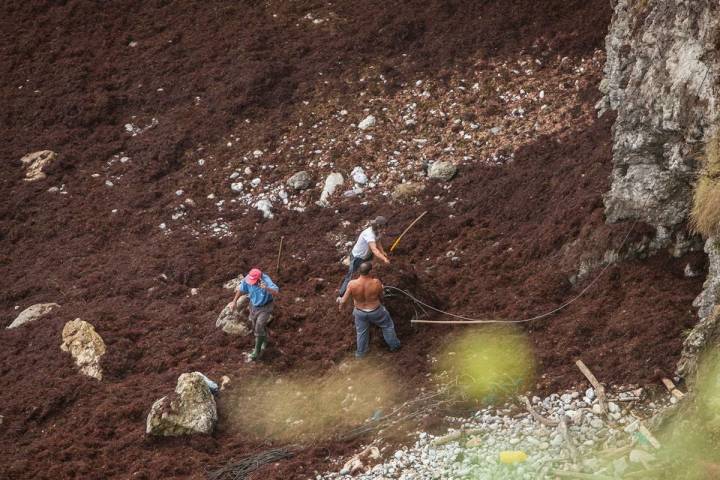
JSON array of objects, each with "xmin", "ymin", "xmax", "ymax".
[
  {"xmin": 354, "ymin": 309, "xmax": 370, "ymax": 357},
  {"xmin": 337, "ymin": 255, "xmax": 363, "ymax": 299},
  {"xmin": 371, "ymin": 307, "xmax": 401, "ymax": 352},
  {"xmin": 249, "ymin": 305, "xmax": 270, "ymax": 360}
]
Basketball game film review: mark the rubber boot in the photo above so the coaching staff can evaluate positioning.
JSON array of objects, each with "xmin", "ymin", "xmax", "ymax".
[{"xmin": 250, "ymin": 335, "xmax": 266, "ymax": 361}]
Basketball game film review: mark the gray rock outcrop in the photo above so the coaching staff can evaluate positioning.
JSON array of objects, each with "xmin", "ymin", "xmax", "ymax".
[
  {"xmin": 60, "ymin": 319, "xmax": 106, "ymax": 380},
  {"xmin": 146, "ymin": 372, "xmax": 218, "ymax": 436},
  {"xmin": 599, "ymin": 0, "xmax": 720, "ymax": 378},
  {"xmin": 216, "ymin": 296, "xmax": 251, "ymax": 336},
  {"xmin": 21, "ymin": 150, "xmax": 57, "ymax": 181},
  {"xmin": 7, "ymin": 303, "xmax": 60, "ymax": 329}
]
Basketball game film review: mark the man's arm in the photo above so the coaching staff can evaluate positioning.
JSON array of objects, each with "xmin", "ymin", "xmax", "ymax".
[
  {"xmin": 369, "ymin": 241, "xmax": 390, "ymax": 264},
  {"xmin": 260, "ymin": 275, "xmax": 280, "ymax": 296},
  {"xmin": 229, "ymin": 289, "xmax": 243, "ymax": 309},
  {"xmin": 338, "ymin": 282, "xmax": 353, "ymax": 311}
]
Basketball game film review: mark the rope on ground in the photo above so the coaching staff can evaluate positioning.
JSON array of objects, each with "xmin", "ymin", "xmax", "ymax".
[
  {"xmin": 206, "ymin": 447, "xmax": 297, "ymax": 480},
  {"xmin": 386, "ymin": 211, "xmax": 641, "ymax": 325}
]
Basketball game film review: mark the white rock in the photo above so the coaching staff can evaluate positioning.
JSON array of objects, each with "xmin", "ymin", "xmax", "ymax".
[
  {"xmin": 60, "ymin": 319, "xmax": 106, "ymax": 380},
  {"xmin": 105, "ymin": 180, "xmax": 114, "ymax": 187},
  {"xmin": 20, "ymin": 150, "xmax": 57, "ymax": 182},
  {"xmin": 7, "ymin": 303, "xmax": 60, "ymax": 329},
  {"xmin": 253, "ymin": 150, "xmax": 263, "ymax": 157},
  {"xmin": 428, "ymin": 161, "xmax": 457, "ymax": 181},
  {"xmin": 357, "ymin": 115, "xmax": 376, "ymax": 130},
  {"xmin": 319, "ymin": 173, "xmax": 344, "ymax": 206},
  {"xmin": 230, "ymin": 182, "xmax": 243, "ymax": 192},
  {"xmin": 146, "ymin": 372, "xmax": 218, "ymax": 436},
  {"xmin": 255, "ymin": 199, "xmax": 274, "ymax": 218},
  {"xmin": 351, "ymin": 166, "xmax": 368, "ymax": 184},
  {"xmin": 250, "ymin": 177, "xmax": 261, "ymax": 188},
  {"xmin": 175, "ymin": 190, "xmax": 184, "ymax": 196},
  {"xmin": 287, "ymin": 171, "xmax": 313, "ymax": 190},
  {"xmin": 216, "ymin": 298, "xmax": 251, "ymax": 335}
]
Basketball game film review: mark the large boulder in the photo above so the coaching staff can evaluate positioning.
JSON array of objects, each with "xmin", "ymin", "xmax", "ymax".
[
  {"xmin": 7, "ymin": 303, "xmax": 60, "ymax": 329},
  {"xmin": 428, "ymin": 161, "xmax": 457, "ymax": 181},
  {"xmin": 60, "ymin": 319, "xmax": 106, "ymax": 380},
  {"xmin": 287, "ymin": 171, "xmax": 313, "ymax": 191},
  {"xmin": 216, "ymin": 296, "xmax": 251, "ymax": 336},
  {"xmin": 21, "ymin": 150, "xmax": 56, "ymax": 182},
  {"xmin": 146, "ymin": 372, "xmax": 218, "ymax": 436},
  {"xmin": 392, "ymin": 182, "xmax": 426, "ymax": 202}
]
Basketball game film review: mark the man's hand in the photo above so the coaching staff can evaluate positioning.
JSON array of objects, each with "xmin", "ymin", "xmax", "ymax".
[{"xmin": 228, "ymin": 301, "xmax": 237, "ymax": 311}]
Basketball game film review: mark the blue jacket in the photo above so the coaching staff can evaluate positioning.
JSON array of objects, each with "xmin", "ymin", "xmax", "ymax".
[{"xmin": 238, "ymin": 273, "xmax": 278, "ymax": 307}]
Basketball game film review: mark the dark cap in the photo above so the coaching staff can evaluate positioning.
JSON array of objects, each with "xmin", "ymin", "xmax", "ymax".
[{"xmin": 372, "ymin": 216, "xmax": 387, "ymax": 227}]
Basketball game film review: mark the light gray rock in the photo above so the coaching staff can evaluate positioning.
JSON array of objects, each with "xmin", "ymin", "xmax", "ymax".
[
  {"xmin": 7, "ymin": 303, "xmax": 60, "ymax": 329},
  {"xmin": 287, "ymin": 171, "xmax": 313, "ymax": 191},
  {"xmin": 60, "ymin": 318, "xmax": 106, "ymax": 380},
  {"xmin": 216, "ymin": 297, "xmax": 251, "ymax": 336},
  {"xmin": 428, "ymin": 161, "xmax": 457, "ymax": 181},
  {"xmin": 319, "ymin": 173, "xmax": 344, "ymax": 206},
  {"xmin": 146, "ymin": 372, "xmax": 218, "ymax": 436},
  {"xmin": 357, "ymin": 115, "xmax": 376, "ymax": 130},
  {"xmin": 255, "ymin": 199, "xmax": 273, "ymax": 219},
  {"xmin": 21, "ymin": 150, "xmax": 57, "ymax": 181}
]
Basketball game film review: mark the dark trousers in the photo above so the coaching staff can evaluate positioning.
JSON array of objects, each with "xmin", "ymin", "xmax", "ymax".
[
  {"xmin": 338, "ymin": 253, "xmax": 371, "ymax": 298},
  {"xmin": 353, "ymin": 306, "xmax": 401, "ymax": 357}
]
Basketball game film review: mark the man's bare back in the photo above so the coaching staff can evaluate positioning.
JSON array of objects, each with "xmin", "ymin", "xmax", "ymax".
[{"xmin": 347, "ymin": 275, "xmax": 383, "ymax": 311}]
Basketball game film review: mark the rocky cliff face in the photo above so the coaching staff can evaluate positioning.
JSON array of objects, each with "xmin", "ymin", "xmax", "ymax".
[{"xmin": 599, "ymin": 0, "xmax": 720, "ymax": 379}]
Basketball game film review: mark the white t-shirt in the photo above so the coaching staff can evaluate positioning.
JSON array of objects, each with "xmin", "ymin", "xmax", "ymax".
[{"xmin": 351, "ymin": 227, "xmax": 377, "ymax": 259}]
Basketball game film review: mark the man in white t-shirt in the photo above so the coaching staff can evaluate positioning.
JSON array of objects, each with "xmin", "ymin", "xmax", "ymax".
[{"xmin": 337, "ymin": 216, "xmax": 390, "ymax": 301}]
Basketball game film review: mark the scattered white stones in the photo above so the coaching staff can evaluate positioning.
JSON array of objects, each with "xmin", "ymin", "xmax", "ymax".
[
  {"xmin": 321, "ymin": 387, "xmax": 671, "ymax": 480},
  {"xmin": 357, "ymin": 115, "xmax": 376, "ymax": 130},
  {"xmin": 20, "ymin": 150, "xmax": 56, "ymax": 182},
  {"xmin": 7, "ymin": 303, "xmax": 60, "ymax": 329}
]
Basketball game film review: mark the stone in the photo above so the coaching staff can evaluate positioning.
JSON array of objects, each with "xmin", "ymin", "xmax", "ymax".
[
  {"xmin": 60, "ymin": 319, "xmax": 106, "ymax": 380},
  {"xmin": 255, "ymin": 199, "xmax": 273, "ymax": 219},
  {"xmin": 592, "ymin": 404, "xmax": 604, "ymax": 415},
  {"xmin": 216, "ymin": 297, "xmax": 251, "ymax": 336},
  {"xmin": 319, "ymin": 172, "xmax": 344, "ymax": 206},
  {"xmin": 392, "ymin": 182, "xmax": 426, "ymax": 201},
  {"xmin": 428, "ymin": 161, "xmax": 457, "ymax": 181},
  {"xmin": 230, "ymin": 182, "xmax": 243, "ymax": 192},
  {"xmin": 146, "ymin": 372, "xmax": 218, "ymax": 436},
  {"xmin": 21, "ymin": 150, "xmax": 56, "ymax": 182},
  {"xmin": 357, "ymin": 115, "xmax": 376, "ymax": 130},
  {"xmin": 287, "ymin": 171, "xmax": 313, "ymax": 191},
  {"xmin": 351, "ymin": 166, "xmax": 368, "ymax": 184},
  {"xmin": 629, "ymin": 449, "xmax": 655, "ymax": 464},
  {"xmin": 7, "ymin": 303, "xmax": 60, "ymax": 329},
  {"xmin": 608, "ymin": 402, "xmax": 620, "ymax": 413},
  {"xmin": 224, "ymin": 276, "xmax": 242, "ymax": 290}
]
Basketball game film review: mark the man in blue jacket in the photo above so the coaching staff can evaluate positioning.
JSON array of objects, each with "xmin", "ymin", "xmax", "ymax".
[{"xmin": 229, "ymin": 268, "xmax": 279, "ymax": 361}]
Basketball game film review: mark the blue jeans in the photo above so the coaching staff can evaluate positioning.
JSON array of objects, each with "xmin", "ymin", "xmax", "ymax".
[
  {"xmin": 353, "ymin": 306, "xmax": 401, "ymax": 357},
  {"xmin": 337, "ymin": 253, "xmax": 372, "ymax": 298}
]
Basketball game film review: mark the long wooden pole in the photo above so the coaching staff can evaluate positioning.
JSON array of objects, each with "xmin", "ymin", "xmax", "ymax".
[
  {"xmin": 276, "ymin": 236, "xmax": 284, "ymax": 274},
  {"xmin": 390, "ymin": 211, "xmax": 427, "ymax": 253}
]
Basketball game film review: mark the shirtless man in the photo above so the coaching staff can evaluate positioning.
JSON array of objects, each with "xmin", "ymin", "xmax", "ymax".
[{"xmin": 338, "ymin": 261, "xmax": 400, "ymax": 357}]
